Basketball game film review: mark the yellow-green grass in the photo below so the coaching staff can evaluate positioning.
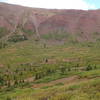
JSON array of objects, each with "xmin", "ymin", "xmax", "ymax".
[
  {"xmin": 0, "ymin": 78, "xmax": 99, "ymax": 100},
  {"xmin": 0, "ymin": 40, "xmax": 100, "ymax": 67},
  {"xmin": 0, "ymin": 39, "xmax": 100, "ymax": 100}
]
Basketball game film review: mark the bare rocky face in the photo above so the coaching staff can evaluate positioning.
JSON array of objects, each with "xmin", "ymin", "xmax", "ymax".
[{"xmin": 0, "ymin": 3, "xmax": 100, "ymax": 41}]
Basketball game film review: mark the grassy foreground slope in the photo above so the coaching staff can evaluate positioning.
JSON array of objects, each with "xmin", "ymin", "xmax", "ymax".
[
  {"xmin": 0, "ymin": 39, "xmax": 100, "ymax": 100},
  {"xmin": 0, "ymin": 77, "xmax": 100, "ymax": 100}
]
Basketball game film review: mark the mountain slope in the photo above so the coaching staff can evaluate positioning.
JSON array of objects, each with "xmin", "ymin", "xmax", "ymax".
[{"xmin": 0, "ymin": 3, "xmax": 100, "ymax": 42}]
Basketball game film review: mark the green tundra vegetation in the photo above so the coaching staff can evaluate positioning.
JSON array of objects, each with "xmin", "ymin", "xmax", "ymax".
[
  {"xmin": 0, "ymin": 27, "xmax": 9, "ymax": 38},
  {"xmin": 8, "ymin": 34, "xmax": 28, "ymax": 43},
  {"xmin": 0, "ymin": 36, "xmax": 100, "ymax": 100}
]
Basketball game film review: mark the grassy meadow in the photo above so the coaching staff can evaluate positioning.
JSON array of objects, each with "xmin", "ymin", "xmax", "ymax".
[{"xmin": 0, "ymin": 38, "xmax": 100, "ymax": 100}]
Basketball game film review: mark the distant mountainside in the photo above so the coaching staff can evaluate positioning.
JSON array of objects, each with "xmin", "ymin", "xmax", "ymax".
[{"xmin": 0, "ymin": 2, "xmax": 100, "ymax": 42}]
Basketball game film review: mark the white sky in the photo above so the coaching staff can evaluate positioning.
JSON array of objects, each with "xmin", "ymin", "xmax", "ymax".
[{"xmin": 4, "ymin": 0, "xmax": 96, "ymax": 10}]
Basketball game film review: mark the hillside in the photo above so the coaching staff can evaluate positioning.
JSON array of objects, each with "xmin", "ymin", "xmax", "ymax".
[
  {"xmin": 0, "ymin": 3, "xmax": 100, "ymax": 42},
  {"xmin": 0, "ymin": 2, "xmax": 100, "ymax": 100},
  {"xmin": 0, "ymin": 39, "xmax": 100, "ymax": 100}
]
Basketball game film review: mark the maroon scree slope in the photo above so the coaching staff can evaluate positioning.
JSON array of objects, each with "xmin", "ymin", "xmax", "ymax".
[{"xmin": 0, "ymin": 3, "xmax": 100, "ymax": 41}]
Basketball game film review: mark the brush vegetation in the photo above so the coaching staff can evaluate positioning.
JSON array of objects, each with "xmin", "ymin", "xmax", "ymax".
[{"xmin": 0, "ymin": 38, "xmax": 100, "ymax": 100}]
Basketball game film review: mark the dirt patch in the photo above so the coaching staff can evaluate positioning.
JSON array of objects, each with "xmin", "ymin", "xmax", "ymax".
[
  {"xmin": 0, "ymin": 64, "xmax": 4, "ymax": 67},
  {"xmin": 32, "ymin": 75, "xmax": 78, "ymax": 88}
]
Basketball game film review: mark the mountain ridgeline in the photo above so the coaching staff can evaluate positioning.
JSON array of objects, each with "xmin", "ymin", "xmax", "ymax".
[{"xmin": 0, "ymin": 3, "xmax": 100, "ymax": 42}]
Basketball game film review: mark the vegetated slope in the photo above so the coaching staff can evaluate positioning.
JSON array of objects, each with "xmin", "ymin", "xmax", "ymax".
[
  {"xmin": 0, "ymin": 3, "xmax": 100, "ymax": 42},
  {"xmin": 0, "ymin": 40, "xmax": 100, "ymax": 98},
  {"xmin": 0, "ymin": 76, "xmax": 100, "ymax": 100},
  {"xmin": 0, "ymin": 2, "xmax": 100, "ymax": 100}
]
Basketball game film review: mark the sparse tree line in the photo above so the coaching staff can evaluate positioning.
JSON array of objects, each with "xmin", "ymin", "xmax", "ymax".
[
  {"xmin": 0, "ymin": 34, "xmax": 28, "ymax": 49},
  {"xmin": 0, "ymin": 62, "xmax": 98, "ymax": 90},
  {"xmin": 0, "ymin": 41, "xmax": 7, "ymax": 49},
  {"xmin": 7, "ymin": 34, "xmax": 28, "ymax": 43}
]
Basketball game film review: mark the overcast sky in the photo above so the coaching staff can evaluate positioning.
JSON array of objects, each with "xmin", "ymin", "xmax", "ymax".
[{"xmin": 0, "ymin": 0, "xmax": 99, "ymax": 10}]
